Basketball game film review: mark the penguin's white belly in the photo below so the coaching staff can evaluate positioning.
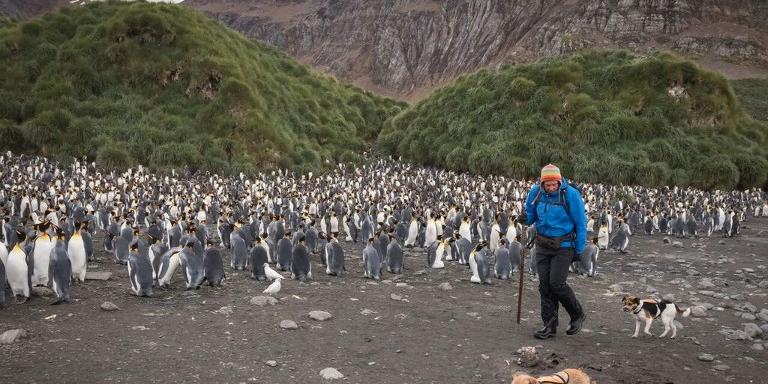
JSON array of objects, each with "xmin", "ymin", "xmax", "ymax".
[
  {"xmin": 128, "ymin": 261, "xmax": 138, "ymax": 294},
  {"xmin": 406, "ymin": 223, "xmax": 418, "ymax": 244},
  {"xmin": 68, "ymin": 238, "xmax": 87, "ymax": 282},
  {"xmin": 7, "ymin": 251, "xmax": 29, "ymax": 296},
  {"xmin": 460, "ymin": 224, "xmax": 471, "ymax": 241},
  {"xmin": 425, "ymin": 227, "xmax": 436, "ymax": 247},
  {"xmin": 51, "ymin": 275, "xmax": 61, "ymax": 297},
  {"xmin": 432, "ymin": 244, "xmax": 445, "ymax": 269},
  {"xmin": 469, "ymin": 255, "xmax": 480, "ymax": 283},
  {"xmin": 149, "ymin": 248, "xmax": 158, "ymax": 279},
  {"xmin": 159, "ymin": 253, "xmax": 181, "ymax": 286},
  {"xmin": 0, "ymin": 243, "xmax": 8, "ymax": 266},
  {"xmin": 506, "ymin": 228, "xmax": 516, "ymax": 244},
  {"xmin": 32, "ymin": 241, "xmax": 54, "ymax": 285}
]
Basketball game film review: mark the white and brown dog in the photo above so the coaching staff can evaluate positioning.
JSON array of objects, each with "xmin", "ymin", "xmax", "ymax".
[
  {"xmin": 622, "ymin": 295, "xmax": 691, "ymax": 338},
  {"xmin": 511, "ymin": 368, "xmax": 591, "ymax": 384}
]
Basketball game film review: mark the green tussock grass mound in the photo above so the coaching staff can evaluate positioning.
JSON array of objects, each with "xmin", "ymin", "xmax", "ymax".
[
  {"xmin": 732, "ymin": 78, "xmax": 768, "ymax": 122},
  {"xmin": 0, "ymin": 0, "xmax": 404, "ymax": 173},
  {"xmin": 378, "ymin": 50, "xmax": 768, "ymax": 189}
]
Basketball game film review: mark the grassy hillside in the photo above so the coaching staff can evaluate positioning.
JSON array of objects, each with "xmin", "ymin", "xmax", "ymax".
[
  {"xmin": 0, "ymin": 1, "xmax": 404, "ymax": 173},
  {"xmin": 732, "ymin": 78, "xmax": 768, "ymax": 122},
  {"xmin": 379, "ymin": 51, "xmax": 768, "ymax": 189}
]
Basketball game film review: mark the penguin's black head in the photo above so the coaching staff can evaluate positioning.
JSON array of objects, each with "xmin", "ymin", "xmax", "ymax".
[{"xmin": 16, "ymin": 229, "xmax": 26, "ymax": 242}]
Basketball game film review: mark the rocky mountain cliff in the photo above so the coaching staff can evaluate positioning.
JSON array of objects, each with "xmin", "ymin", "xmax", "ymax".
[
  {"xmin": 4, "ymin": 0, "xmax": 768, "ymax": 100},
  {"xmin": 184, "ymin": 0, "xmax": 768, "ymax": 100}
]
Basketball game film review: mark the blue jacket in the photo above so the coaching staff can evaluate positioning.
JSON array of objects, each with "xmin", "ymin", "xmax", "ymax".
[{"xmin": 524, "ymin": 178, "xmax": 586, "ymax": 254}]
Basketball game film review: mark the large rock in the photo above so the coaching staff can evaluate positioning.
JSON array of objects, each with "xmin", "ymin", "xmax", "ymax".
[
  {"xmin": 438, "ymin": 282, "xmax": 453, "ymax": 291},
  {"xmin": 744, "ymin": 323, "xmax": 763, "ymax": 339},
  {"xmin": 736, "ymin": 302, "xmax": 758, "ymax": 313},
  {"xmin": 309, "ymin": 311, "xmax": 333, "ymax": 321},
  {"xmin": 720, "ymin": 329, "xmax": 749, "ymax": 340},
  {"xmin": 698, "ymin": 353, "xmax": 715, "ymax": 362},
  {"xmin": 31, "ymin": 286, "xmax": 54, "ymax": 297},
  {"xmin": 0, "ymin": 329, "xmax": 27, "ymax": 344},
  {"xmin": 758, "ymin": 310, "xmax": 768, "ymax": 323},
  {"xmin": 100, "ymin": 301, "xmax": 120, "ymax": 311},
  {"xmin": 691, "ymin": 306, "xmax": 708, "ymax": 317},
  {"xmin": 215, "ymin": 306, "xmax": 234, "ymax": 316},
  {"xmin": 280, "ymin": 320, "xmax": 298, "ymax": 330},
  {"xmin": 516, "ymin": 346, "xmax": 539, "ymax": 367},
  {"xmin": 250, "ymin": 296, "xmax": 278, "ymax": 306},
  {"xmin": 319, "ymin": 367, "xmax": 344, "ymax": 380}
]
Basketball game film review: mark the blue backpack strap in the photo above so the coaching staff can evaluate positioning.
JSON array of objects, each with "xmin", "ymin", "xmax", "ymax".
[{"xmin": 534, "ymin": 186, "xmax": 575, "ymax": 228}]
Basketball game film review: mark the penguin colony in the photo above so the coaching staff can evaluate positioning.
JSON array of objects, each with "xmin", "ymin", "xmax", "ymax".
[{"xmin": 0, "ymin": 152, "xmax": 766, "ymax": 305}]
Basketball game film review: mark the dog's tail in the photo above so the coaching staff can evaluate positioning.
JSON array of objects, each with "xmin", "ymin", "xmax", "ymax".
[{"xmin": 676, "ymin": 305, "xmax": 691, "ymax": 318}]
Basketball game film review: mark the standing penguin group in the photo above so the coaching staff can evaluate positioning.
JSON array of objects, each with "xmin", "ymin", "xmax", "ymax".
[{"xmin": 1, "ymin": 152, "xmax": 766, "ymax": 307}]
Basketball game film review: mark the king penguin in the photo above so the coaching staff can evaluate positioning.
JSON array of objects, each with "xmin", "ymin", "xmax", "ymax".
[
  {"xmin": 128, "ymin": 241, "xmax": 154, "ymax": 297},
  {"xmin": 386, "ymin": 234, "xmax": 403, "ymax": 274},
  {"xmin": 180, "ymin": 239, "xmax": 205, "ymax": 289},
  {"xmin": 250, "ymin": 237, "xmax": 268, "ymax": 281},
  {"xmin": 48, "ymin": 229, "xmax": 72, "ymax": 304},
  {"xmin": 324, "ymin": 233, "xmax": 345, "ymax": 277},
  {"xmin": 291, "ymin": 235, "xmax": 312, "ymax": 281},
  {"xmin": 203, "ymin": 240, "xmax": 225, "ymax": 286},
  {"xmin": 68, "ymin": 222, "xmax": 88, "ymax": 283},
  {"xmin": 405, "ymin": 217, "xmax": 418, "ymax": 247},
  {"xmin": 148, "ymin": 235, "xmax": 168, "ymax": 285},
  {"xmin": 508, "ymin": 236, "xmax": 522, "ymax": 272},
  {"xmin": 31, "ymin": 222, "xmax": 54, "ymax": 286},
  {"xmin": 81, "ymin": 221, "xmax": 95, "ymax": 262},
  {"xmin": 157, "ymin": 247, "xmax": 183, "ymax": 287},
  {"xmin": 363, "ymin": 237, "xmax": 382, "ymax": 280},
  {"xmin": 494, "ymin": 238, "xmax": 512, "ymax": 280},
  {"xmin": 470, "ymin": 241, "xmax": 491, "ymax": 284},
  {"xmin": 276, "ymin": 231, "xmax": 293, "ymax": 272},
  {"xmin": 6, "ymin": 230, "xmax": 31, "ymax": 303},
  {"xmin": 229, "ymin": 227, "xmax": 248, "ymax": 271}
]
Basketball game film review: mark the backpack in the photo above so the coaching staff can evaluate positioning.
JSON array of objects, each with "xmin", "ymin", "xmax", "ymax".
[{"xmin": 531, "ymin": 185, "xmax": 575, "ymax": 227}]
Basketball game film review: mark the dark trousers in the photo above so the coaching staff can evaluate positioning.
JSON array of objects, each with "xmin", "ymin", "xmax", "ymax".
[{"xmin": 536, "ymin": 246, "xmax": 583, "ymax": 328}]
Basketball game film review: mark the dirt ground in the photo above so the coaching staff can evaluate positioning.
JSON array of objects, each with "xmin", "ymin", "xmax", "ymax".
[{"xmin": 2, "ymin": 218, "xmax": 768, "ymax": 384}]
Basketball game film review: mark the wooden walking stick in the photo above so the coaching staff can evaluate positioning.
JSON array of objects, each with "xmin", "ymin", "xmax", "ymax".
[
  {"xmin": 516, "ymin": 247, "xmax": 525, "ymax": 324},
  {"xmin": 518, "ymin": 235, "xmax": 536, "ymax": 324}
]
